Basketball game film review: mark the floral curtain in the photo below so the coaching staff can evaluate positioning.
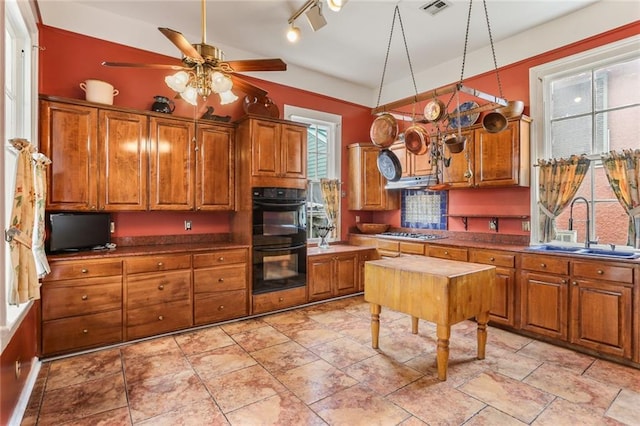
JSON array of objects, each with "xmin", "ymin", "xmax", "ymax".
[
  {"xmin": 320, "ymin": 179, "xmax": 340, "ymax": 239},
  {"xmin": 537, "ymin": 155, "xmax": 590, "ymax": 242},
  {"xmin": 32, "ymin": 152, "xmax": 52, "ymax": 277},
  {"xmin": 7, "ymin": 139, "xmax": 40, "ymax": 304},
  {"xmin": 601, "ymin": 149, "xmax": 640, "ymax": 248}
]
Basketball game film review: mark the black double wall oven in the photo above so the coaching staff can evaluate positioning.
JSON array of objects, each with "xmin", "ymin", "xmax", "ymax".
[{"xmin": 252, "ymin": 187, "xmax": 307, "ymax": 295}]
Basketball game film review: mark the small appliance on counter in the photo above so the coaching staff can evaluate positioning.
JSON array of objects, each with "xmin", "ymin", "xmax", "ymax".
[
  {"xmin": 150, "ymin": 95, "xmax": 175, "ymax": 114},
  {"xmin": 46, "ymin": 212, "xmax": 112, "ymax": 253}
]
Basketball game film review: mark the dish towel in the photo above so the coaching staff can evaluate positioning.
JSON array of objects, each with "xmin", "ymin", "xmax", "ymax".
[
  {"xmin": 7, "ymin": 139, "xmax": 40, "ymax": 305},
  {"xmin": 32, "ymin": 152, "xmax": 52, "ymax": 277}
]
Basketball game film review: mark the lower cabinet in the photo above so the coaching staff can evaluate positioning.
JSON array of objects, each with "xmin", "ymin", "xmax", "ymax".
[
  {"xmin": 252, "ymin": 286, "xmax": 307, "ymax": 315},
  {"xmin": 357, "ymin": 249, "xmax": 380, "ymax": 292},
  {"xmin": 41, "ymin": 259, "xmax": 123, "ymax": 356},
  {"xmin": 193, "ymin": 248, "xmax": 249, "ymax": 325},
  {"xmin": 308, "ymin": 251, "xmax": 358, "ymax": 302},
  {"xmin": 469, "ymin": 249, "xmax": 517, "ymax": 327},
  {"xmin": 124, "ymin": 254, "xmax": 193, "ymax": 340}
]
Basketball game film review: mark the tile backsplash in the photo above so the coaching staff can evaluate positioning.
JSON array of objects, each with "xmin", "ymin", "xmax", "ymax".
[{"xmin": 401, "ymin": 189, "xmax": 447, "ymax": 230}]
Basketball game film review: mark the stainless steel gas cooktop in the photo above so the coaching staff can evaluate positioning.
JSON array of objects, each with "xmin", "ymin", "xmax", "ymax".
[{"xmin": 380, "ymin": 232, "xmax": 447, "ymax": 241}]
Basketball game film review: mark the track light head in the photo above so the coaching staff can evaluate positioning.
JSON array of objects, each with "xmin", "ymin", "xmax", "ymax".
[
  {"xmin": 287, "ymin": 25, "xmax": 301, "ymax": 43},
  {"xmin": 305, "ymin": 2, "xmax": 327, "ymax": 32}
]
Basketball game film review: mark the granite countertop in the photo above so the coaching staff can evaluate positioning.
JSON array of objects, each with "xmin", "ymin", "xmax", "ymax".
[{"xmin": 307, "ymin": 244, "xmax": 378, "ymax": 256}]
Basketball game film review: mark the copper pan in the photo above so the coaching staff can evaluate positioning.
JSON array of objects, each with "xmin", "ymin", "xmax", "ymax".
[
  {"xmin": 370, "ymin": 113, "xmax": 398, "ymax": 148},
  {"xmin": 404, "ymin": 124, "xmax": 430, "ymax": 156}
]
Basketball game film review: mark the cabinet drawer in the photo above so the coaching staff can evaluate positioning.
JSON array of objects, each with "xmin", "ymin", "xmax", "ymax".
[
  {"xmin": 126, "ymin": 299, "xmax": 192, "ymax": 340},
  {"xmin": 377, "ymin": 239, "xmax": 399, "ymax": 252},
  {"xmin": 126, "ymin": 270, "xmax": 191, "ymax": 309},
  {"xmin": 42, "ymin": 310, "xmax": 122, "ymax": 355},
  {"xmin": 194, "ymin": 290, "xmax": 248, "ymax": 325},
  {"xmin": 125, "ymin": 254, "xmax": 191, "ymax": 274},
  {"xmin": 194, "ymin": 265, "xmax": 246, "ymax": 293},
  {"xmin": 571, "ymin": 261, "xmax": 633, "ymax": 284},
  {"xmin": 522, "ymin": 254, "xmax": 569, "ymax": 275},
  {"xmin": 193, "ymin": 249, "xmax": 248, "ymax": 268},
  {"xmin": 428, "ymin": 245, "xmax": 468, "ymax": 261},
  {"xmin": 252, "ymin": 286, "xmax": 307, "ymax": 315},
  {"xmin": 42, "ymin": 277, "xmax": 122, "ymax": 320},
  {"xmin": 400, "ymin": 241, "xmax": 426, "ymax": 255},
  {"xmin": 45, "ymin": 259, "xmax": 122, "ymax": 281},
  {"xmin": 469, "ymin": 249, "xmax": 515, "ymax": 268}
]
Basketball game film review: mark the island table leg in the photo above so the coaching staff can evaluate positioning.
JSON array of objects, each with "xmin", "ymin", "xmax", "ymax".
[
  {"xmin": 370, "ymin": 303, "xmax": 381, "ymax": 349},
  {"xmin": 477, "ymin": 310, "xmax": 489, "ymax": 360},
  {"xmin": 436, "ymin": 324, "xmax": 451, "ymax": 381}
]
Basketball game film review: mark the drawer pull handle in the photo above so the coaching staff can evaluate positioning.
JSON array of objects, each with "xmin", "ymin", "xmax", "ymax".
[
  {"xmin": 540, "ymin": 263, "xmax": 546, "ymax": 268},
  {"xmin": 279, "ymin": 297, "xmax": 284, "ymax": 302},
  {"xmin": 158, "ymin": 284, "xmax": 164, "ymax": 290},
  {"xmin": 561, "ymin": 279, "xmax": 567, "ymax": 284},
  {"xmin": 81, "ymin": 268, "xmax": 88, "ymax": 274},
  {"xmin": 83, "ymin": 329, "xmax": 88, "ymax": 334},
  {"xmin": 572, "ymin": 281, "xmax": 578, "ymax": 286},
  {"xmin": 81, "ymin": 295, "xmax": 88, "ymax": 301},
  {"xmin": 444, "ymin": 251, "xmax": 449, "ymax": 255},
  {"xmin": 218, "ymin": 278, "xmax": 224, "ymax": 282},
  {"xmin": 157, "ymin": 262, "xmax": 164, "ymax": 267},
  {"xmin": 597, "ymin": 270, "xmax": 604, "ymax": 275},
  {"xmin": 218, "ymin": 305, "xmax": 224, "ymax": 310},
  {"xmin": 489, "ymin": 257, "xmax": 495, "ymax": 261},
  {"xmin": 158, "ymin": 315, "xmax": 164, "ymax": 321},
  {"xmin": 218, "ymin": 257, "xmax": 224, "ymax": 262}
]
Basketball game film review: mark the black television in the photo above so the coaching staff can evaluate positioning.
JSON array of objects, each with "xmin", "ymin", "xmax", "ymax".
[{"xmin": 47, "ymin": 213, "xmax": 112, "ymax": 253}]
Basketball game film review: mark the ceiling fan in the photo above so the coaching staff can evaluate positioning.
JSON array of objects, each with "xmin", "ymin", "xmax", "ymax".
[{"xmin": 102, "ymin": 0, "xmax": 286, "ymax": 105}]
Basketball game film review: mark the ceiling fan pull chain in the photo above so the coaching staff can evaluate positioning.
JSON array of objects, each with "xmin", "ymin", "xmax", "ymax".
[
  {"xmin": 459, "ymin": 0, "xmax": 473, "ymax": 84},
  {"xmin": 483, "ymin": 0, "xmax": 503, "ymax": 98},
  {"xmin": 375, "ymin": 5, "xmax": 399, "ymax": 109}
]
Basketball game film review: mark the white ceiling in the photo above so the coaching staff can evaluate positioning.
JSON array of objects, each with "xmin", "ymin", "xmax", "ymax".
[{"xmin": 36, "ymin": 0, "xmax": 639, "ymax": 106}]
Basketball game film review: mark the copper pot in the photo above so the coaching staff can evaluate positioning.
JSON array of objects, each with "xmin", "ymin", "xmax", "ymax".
[
  {"xmin": 482, "ymin": 111, "xmax": 508, "ymax": 133},
  {"xmin": 370, "ymin": 113, "xmax": 398, "ymax": 148},
  {"xmin": 404, "ymin": 124, "xmax": 430, "ymax": 156},
  {"xmin": 444, "ymin": 135, "xmax": 467, "ymax": 154}
]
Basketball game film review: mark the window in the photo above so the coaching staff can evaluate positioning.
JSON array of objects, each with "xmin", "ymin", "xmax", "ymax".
[
  {"xmin": 2, "ymin": 0, "xmax": 38, "ymax": 343},
  {"xmin": 530, "ymin": 36, "xmax": 640, "ymax": 248},
  {"xmin": 283, "ymin": 105, "xmax": 342, "ymax": 242}
]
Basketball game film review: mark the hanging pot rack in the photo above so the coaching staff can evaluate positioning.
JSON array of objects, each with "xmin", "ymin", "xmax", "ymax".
[{"xmin": 371, "ymin": 0, "xmax": 509, "ymax": 122}]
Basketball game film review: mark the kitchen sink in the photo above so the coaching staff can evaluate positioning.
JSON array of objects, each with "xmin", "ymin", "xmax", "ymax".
[{"xmin": 527, "ymin": 245, "xmax": 640, "ymax": 259}]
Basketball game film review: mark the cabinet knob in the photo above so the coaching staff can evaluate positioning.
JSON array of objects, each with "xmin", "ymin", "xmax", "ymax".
[
  {"xmin": 83, "ymin": 329, "xmax": 88, "ymax": 334},
  {"xmin": 597, "ymin": 269, "xmax": 604, "ymax": 275},
  {"xmin": 561, "ymin": 279, "xmax": 567, "ymax": 284},
  {"xmin": 81, "ymin": 268, "xmax": 88, "ymax": 274},
  {"xmin": 218, "ymin": 257, "xmax": 224, "ymax": 262},
  {"xmin": 218, "ymin": 278, "xmax": 224, "ymax": 282},
  {"xmin": 81, "ymin": 295, "xmax": 88, "ymax": 301},
  {"xmin": 158, "ymin": 284, "xmax": 164, "ymax": 290},
  {"xmin": 572, "ymin": 281, "xmax": 578, "ymax": 286},
  {"xmin": 489, "ymin": 257, "xmax": 495, "ymax": 261},
  {"xmin": 540, "ymin": 263, "xmax": 546, "ymax": 268},
  {"xmin": 218, "ymin": 305, "xmax": 225, "ymax": 311},
  {"xmin": 279, "ymin": 297, "xmax": 284, "ymax": 302},
  {"xmin": 157, "ymin": 262, "xmax": 164, "ymax": 267},
  {"xmin": 158, "ymin": 315, "xmax": 164, "ymax": 321}
]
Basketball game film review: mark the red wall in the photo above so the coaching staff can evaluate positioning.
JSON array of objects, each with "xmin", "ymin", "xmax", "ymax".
[{"xmin": 38, "ymin": 22, "xmax": 639, "ymax": 239}]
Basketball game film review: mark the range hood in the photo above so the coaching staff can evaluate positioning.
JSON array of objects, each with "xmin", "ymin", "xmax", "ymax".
[{"xmin": 385, "ymin": 175, "xmax": 438, "ymax": 190}]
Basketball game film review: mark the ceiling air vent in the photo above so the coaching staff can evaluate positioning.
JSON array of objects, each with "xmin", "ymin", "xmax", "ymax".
[{"xmin": 420, "ymin": 0, "xmax": 451, "ymax": 16}]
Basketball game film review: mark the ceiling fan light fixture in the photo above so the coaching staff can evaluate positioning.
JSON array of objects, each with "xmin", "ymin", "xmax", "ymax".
[
  {"xmin": 165, "ymin": 70, "xmax": 190, "ymax": 92},
  {"xmin": 327, "ymin": 0, "xmax": 347, "ymax": 12},
  {"xmin": 180, "ymin": 86, "xmax": 199, "ymax": 106},
  {"xmin": 211, "ymin": 71, "xmax": 231, "ymax": 92},
  {"xmin": 218, "ymin": 90, "xmax": 238, "ymax": 105}
]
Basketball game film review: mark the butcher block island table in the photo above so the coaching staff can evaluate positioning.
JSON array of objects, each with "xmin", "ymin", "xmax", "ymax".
[{"xmin": 364, "ymin": 255, "xmax": 496, "ymax": 381}]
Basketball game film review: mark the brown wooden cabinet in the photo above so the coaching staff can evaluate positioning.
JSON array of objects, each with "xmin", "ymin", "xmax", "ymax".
[
  {"xmin": 469, "ymin": 249, "xmax": 517, "ymax": 327},
  {"xmin": 347, "ymin": 143, "xmax": 400, "ymax": 211},
  {"xmin": 356, "ymin": 249, "xmax": 379, "ymax": 292},
  {"xmin": 193, "ymin": 248, "xmax": 249, "ymax": 324},
  {"xmin": 389, "ymin": 141, "xmax": 435, "ymax": 178},
  {"xmin": 443, "ymin": 116, "xmax": 530, "ymax": 188},
  {"xmin": 427, "ymin": 244, "xmax": 468, "ymax": 261},
  {"xmin": 570, "ymin": 260, "xmax": 633, "ymax": 359},
  {"xmin": 40, "ymin": 100, "xmax": 99, "ymax": 211},
  {"xmin": 252, "ymin": 286, "xmax": 307, "ymax": 315},
  {"xmin": 308, "ymin": 251, "xmax": 358, "ymax": 301},
  {"xmin": 520, "ymin": 254, "xmax": 571, "ymax": 340},
  {"xmin": 196, "ymin": 124, "xmax": 235, "ymax": 210},
  {"xmin": 124, "ymin": 254, "xmax": 193, "ymax": 340},
  {"xmin": 41, "ymin": 258, "xmax": 123, "ymax": 356}
]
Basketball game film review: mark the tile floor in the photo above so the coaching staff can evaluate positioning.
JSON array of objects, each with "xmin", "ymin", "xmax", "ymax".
[{"xmin": 21, "ymin": 295, "xmax": 640, "ymax": 425}]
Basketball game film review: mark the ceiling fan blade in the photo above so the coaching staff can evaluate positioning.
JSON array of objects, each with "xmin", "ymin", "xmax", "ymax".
[
  {"xmin": 225, "ymin": 59, "xmax": 287, "ymax": 72},
  {"xmin": 102, "ymin": 61, "xmax": 188, "ymax": 70},
  {"xmin": 158, "ymin": 27, "xmax": 204, "ymax": 62},
  {"xmin": 230, "ymin": 75, "xmax": 268, "ymax": 98}
]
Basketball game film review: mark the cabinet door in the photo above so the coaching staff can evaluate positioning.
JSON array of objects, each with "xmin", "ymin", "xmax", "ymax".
[
  {"xmin": 335, "ymin": 253, "xmax": 358, "ymax": 295},
  {"xmin": 442, "ymin": 130, "xmax": 474, "ymax": 188},
  {"xmin": 40, "ymin": 100, "xmax": 98, "ymax": 211},
  {"xmin": 251, "ymin": 120, "xmax": 280, "ymax": 177},
  {"xmin": 280, "ymin": 124, "xmax": 307, "ymax": 179},
  {"xmin": 570, "ymin": 279, "xmax": 632, "ymax": 359},
  {"xmin": 347, "ymin": 144, "xmax": 399, "ymax": 211},
  {"xmin": 196, "ymin": 124, "xmax": 234, "ymax": 210},
  {"xmin": 489, "ymin": 266, "xmax": 516, "ymax": 327},
  {"xmin": 474, "ymin": 120, "xmax": 519, "ymax": 187},
  {"xmin": 520, "ymin": 272, "xmax": 568, "ymax": 340},
  {"xmin": 308, "ymin": 255, "xmax": 335, "ymax": 301},
  {"xmin": 98, "ymin": 110, "xmax": 149, "ymax": 211},
  {"xmin": 389, "ymin": 143, "xmax": 409, "ymax": 178},
  {"xmin": 412, "ymin": 151, "xmax": 435, "ymax": 176},
  {"xmin": 149, "ymin": 117, "xmax": 195, "ymax": 210}
]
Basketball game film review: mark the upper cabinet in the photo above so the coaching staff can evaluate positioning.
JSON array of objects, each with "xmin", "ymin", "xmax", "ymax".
[
  {"xmin": 390, "ymin": 141, "xmax": 435, "ymax": 178},
  {"xmin": 443, "ymin": 116, "xmax": 531, "ymax": 188},
  {"xmin": 236, "ymin": 116, "xmax": 308, "ymax": 189},
  {"xmin": 347, "ymin": 143, "xmax": 399, "ymax": 211},
  {"xmin": 40, "ymin": 96, "xmax": 235, "ymax": 212}
]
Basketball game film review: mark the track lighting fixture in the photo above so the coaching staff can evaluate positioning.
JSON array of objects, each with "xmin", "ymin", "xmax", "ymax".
[{"xmin": 286, "ymin": 0, "xmax": 346, "ymax": 42}]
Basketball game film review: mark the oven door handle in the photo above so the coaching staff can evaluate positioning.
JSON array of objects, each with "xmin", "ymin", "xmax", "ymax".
[
  {"xmin": 255, "ymin": 244, "xmax": 306, "ymax": 252},
  {"xmin": 253, "ymin": 200, "xmax": 305, "ymax": 208}
]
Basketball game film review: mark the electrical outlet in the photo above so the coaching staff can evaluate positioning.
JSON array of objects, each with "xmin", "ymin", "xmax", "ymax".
[
  {"xmin": 184, "ymin": 220, "xmax": 192, "ymax": 231},
  {"xmin": 522, "ymin": 220, "xmax": 531, "ymax": 231},
  {"xmin": 489, "ymin": 218, "xmax": 498, "ymax": 231},
  {"xmin": 355, "ymin": 216, "xmax": 360, "ymax": 223},
  {"xmin": 110, "ymin": 222, "xmax": 115, "ymax": 233}
]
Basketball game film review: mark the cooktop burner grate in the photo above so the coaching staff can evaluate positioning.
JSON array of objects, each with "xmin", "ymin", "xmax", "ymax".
[{"xmin": 380, "ymin": 232, "xmax": 447, "ymax": 241}]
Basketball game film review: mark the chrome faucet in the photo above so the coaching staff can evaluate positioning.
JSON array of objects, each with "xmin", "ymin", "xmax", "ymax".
[{"xmin": 569, "ymin": 196, "xmax": 598, "ymax": 248}]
